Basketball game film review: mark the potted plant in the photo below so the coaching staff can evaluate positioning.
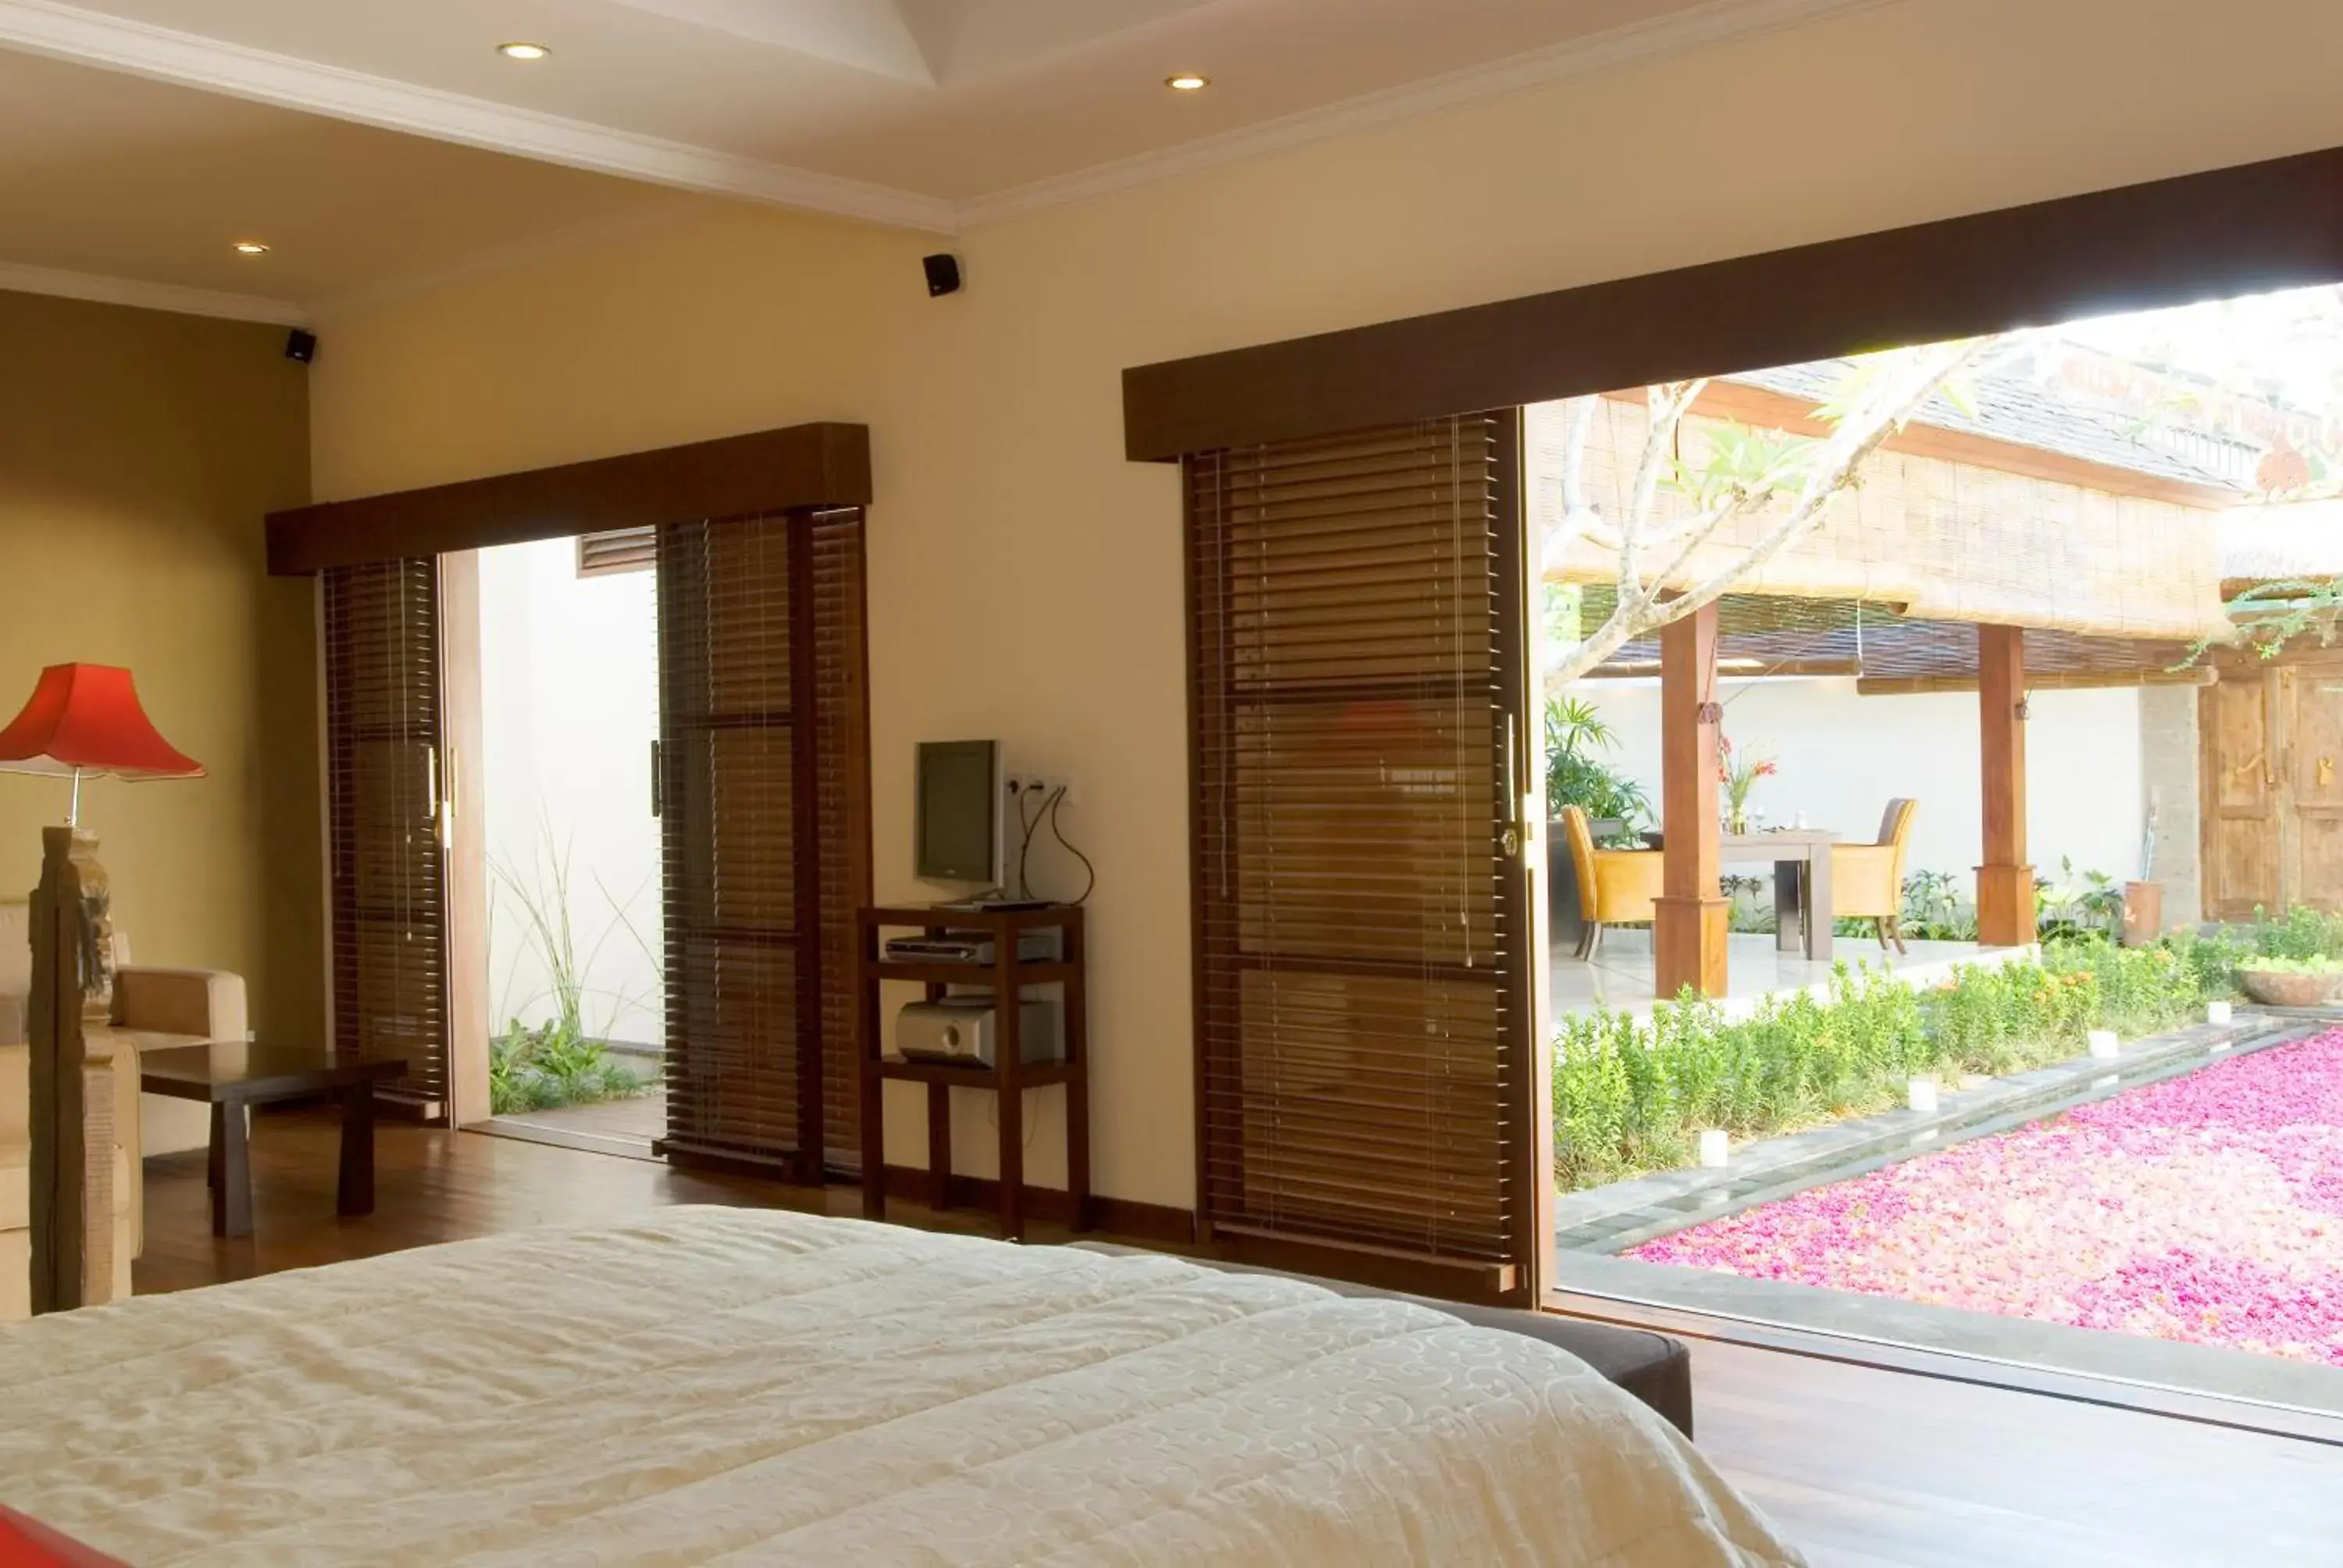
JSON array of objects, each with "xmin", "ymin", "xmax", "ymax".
[
  {"xmin": 1717, "ymin": 733, "xmax": 1775, "ymax": 835},
  {"xmin": 1545, "ymin": 697, "xmax": 1649, "ymax": 945},
  {"xmin": 2235, "ymin": 954, "xmax": 2343, "ymax": 1008}
]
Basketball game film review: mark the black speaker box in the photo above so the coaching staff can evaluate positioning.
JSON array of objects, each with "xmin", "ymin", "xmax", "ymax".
[{"xmin": 922, "ymin": 254, "xmax": 962, "ymax": 298}]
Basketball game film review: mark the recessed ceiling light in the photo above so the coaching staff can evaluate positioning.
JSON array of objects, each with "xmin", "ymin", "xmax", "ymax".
[
  {"xmin": 231, "ymin": 241, "xmax": 270, "ymax": 256},
  {"xmin": 497, "ymin": 41, "xmax": 551, "ymax": 61},
  {"xmin": 1165, "ymin": 73, "xmax": 1210, "ymax": 92}
]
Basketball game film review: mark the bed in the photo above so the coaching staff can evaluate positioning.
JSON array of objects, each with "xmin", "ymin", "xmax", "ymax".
[{"xmin": 0, "ymin": 1207, "xmax": 1799, "ymax": 1565}]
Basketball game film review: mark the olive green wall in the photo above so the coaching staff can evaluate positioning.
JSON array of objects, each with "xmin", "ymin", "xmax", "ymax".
[{"xmin": 0, "ymin": 288, "xmax": 321, "ymax": 1045}]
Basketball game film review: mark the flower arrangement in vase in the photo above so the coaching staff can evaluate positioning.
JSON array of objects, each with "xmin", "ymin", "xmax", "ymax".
[{"xmin": 1718, "ymin": 733, "xmax": 1776, "ymax": 835}]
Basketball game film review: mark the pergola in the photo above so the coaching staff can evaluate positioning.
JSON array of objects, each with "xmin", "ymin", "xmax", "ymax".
[{"xmin": 1535, "ymin": 387, "xmax": 2239, "ymax": 997}]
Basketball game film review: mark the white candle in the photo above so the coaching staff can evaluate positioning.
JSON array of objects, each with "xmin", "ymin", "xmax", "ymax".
[
  {"xmin": 2206, "ymin": 1001, "xmax": 2234, "ymax": 1026},
  {"xmin": 1908, "ymin": 1077, "xmax": 1939, "ymax": 1114},
  {"xmin": 2088, "ymin": 1029, "xmax": 2120, "ymax": 1059},
  {"xmin": 1698, "ymin": 1129, "xmax": 1731, "ymax": 1168}
]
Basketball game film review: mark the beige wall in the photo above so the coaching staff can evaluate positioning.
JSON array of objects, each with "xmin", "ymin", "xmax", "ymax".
[
  {"xmin": 0, "ymin": 290, "xmax": 322, "ymax": 1050},
  {"xmin": 308, "ymin": 0, "xmax": 2343, "ymax": 1209}
]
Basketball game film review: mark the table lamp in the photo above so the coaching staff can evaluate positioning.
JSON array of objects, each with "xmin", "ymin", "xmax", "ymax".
[
  {"xmin": 0, "ymin": 663, "xmax": 204, "ymax": 824},
  {"xmin": 0, "ymin": 668, "xmax": 201, "ymax": 1315}
]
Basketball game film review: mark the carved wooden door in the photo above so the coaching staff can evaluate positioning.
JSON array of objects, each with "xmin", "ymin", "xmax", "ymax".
[
  {"xmin": 2285, "ymin": 663, "xmax": 2343, "ymax": 913},
  {"xmin": 2202, "ymin": 660, "xmax": 2343, "ymax": 919}
]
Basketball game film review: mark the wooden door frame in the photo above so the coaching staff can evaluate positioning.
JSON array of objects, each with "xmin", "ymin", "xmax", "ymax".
[
  {"xmin": 1491, "ymin": 409, "xmax": 1552, "ymax": 1303},
  {"xmin": 266, "ymin": 423, "xmax": 872, "ymax": 576},
  {"xmin": 1132, "ymin": 141, "xmax": 2343, "ymax": 1306},
  {"xmin": 438, "ymin": 551, "xmax": 491, "ymax": 1127},
  {"xmin": 287, "ymin": 425, "xmax": 871, "ymax": 1138}
]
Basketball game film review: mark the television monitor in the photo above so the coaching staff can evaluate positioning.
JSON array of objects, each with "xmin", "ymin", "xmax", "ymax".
[{"xmin": 914, "ymin": 740, "xmax": 1002, "ymax": 887}]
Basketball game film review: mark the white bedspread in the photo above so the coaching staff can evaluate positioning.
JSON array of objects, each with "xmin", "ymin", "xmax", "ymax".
[{"xmin": 0, "ymin": 1207, "xmax": 1799, "ymax": 1566}]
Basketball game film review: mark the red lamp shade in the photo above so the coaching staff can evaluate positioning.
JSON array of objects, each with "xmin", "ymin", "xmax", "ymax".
[{"xmin": 0, "ymin": 664, "xmax": 203, "ymax": 781}]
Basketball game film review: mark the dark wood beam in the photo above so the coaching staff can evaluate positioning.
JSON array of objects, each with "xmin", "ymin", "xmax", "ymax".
[
  {"xmin": 1125, "ymin": 144, "xmax": 2343, "ymax": 461},
  {"xmin": 1976, "ymin": 625, "xmax": 2035, "ymax": 946},
  {"xmin": 1653, "ymin": 604, "xmax": 1728, "ymax": 999},
  {"xmin": 268, "ymin": 422, "xmax": 872, "ymax": 575}
]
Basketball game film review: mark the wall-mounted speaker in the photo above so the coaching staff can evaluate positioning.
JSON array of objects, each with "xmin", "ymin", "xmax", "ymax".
[
  {"xmin": 284, "ymin": 329, "xmax": 319, "ymax": 365},
  {"xmin": 922, "ymin": 253, "xmax": 963, "ymax": 298}
]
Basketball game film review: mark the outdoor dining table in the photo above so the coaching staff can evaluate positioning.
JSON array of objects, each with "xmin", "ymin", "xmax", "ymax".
[{"xmin": 1723, "ymin": 829, "xmax": 1837, "ymax": 961}]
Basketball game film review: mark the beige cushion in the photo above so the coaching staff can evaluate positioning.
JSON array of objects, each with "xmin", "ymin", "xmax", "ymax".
[
  {"xmin": 115, "ymin": 968, "xmax": 248, "ymax": 1043},
  {"xmin": 0, "ymin": 1142, "xmax": 23, "ymax": 1231},
  {"xmin": 0, "ymin": 1042, "xmax": 23, "ymax": 1147},
  {"xmin": 0, "ymin": 1229, "xmax": 25, "ymax": 1321},
  {"xmin": 0, "ymin": 902, "xmax": 25, "ymax": 997}
]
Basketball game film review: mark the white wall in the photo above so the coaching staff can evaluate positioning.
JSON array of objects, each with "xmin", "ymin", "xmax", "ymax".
[
  {"xmin": 1581, "ymin": 677, "xmax": 2146, "ymax": 891},
  {"xmin": 477, "ymin": 538, "xmax": 664, "ymax": 1047}
]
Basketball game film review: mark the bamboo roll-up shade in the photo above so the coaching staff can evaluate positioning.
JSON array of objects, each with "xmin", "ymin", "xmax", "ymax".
[
  {"xmin": 810, "ymin": 508, "xmax": 873, "ymax": 1171},
  {"xmin": 1532, "ymin": 394, "xmax": 2234, "ymax": 642},
  {"xmin": 658, "ymin": 516, "xmax": 808, "ymax": 1167},
  {"xmin": 1569, "ymin": 588, "xmax": 2203, "ymax": 687},
  {"xmin": 322, "ymin": 559, "xmax": 450, "ymax": 1112},
  {"xmin": 1188, "ymin": 415, "xmax": 1533, "ymax": 1302}
]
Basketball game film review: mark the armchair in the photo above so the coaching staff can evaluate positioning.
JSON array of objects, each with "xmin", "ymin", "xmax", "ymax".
[
  {"xmin": 2, "ymin": 900, "xmax": 248, "ymax": 1319},
  {"xmin": 1831, "ymin": 799, "xmax": 1918, "ymax": 953},
  {"xmin": 1560, "ymin": 806, "xmax": 1663, "ymax": 960}
]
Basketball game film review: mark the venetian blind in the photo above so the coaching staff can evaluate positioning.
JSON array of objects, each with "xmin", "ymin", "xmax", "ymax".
[
  {"xmin": 322, "ymin": 558, "xmax": 451, "ymax": 1114},
  {"xmin": 1187, "ymin": 414, "xmax": 1535, "ymax": 1305},
  {"xmin": 656, "ymin": 511, "xmax": 870, "ymax": 1176},
  {"xmin": 577, "ymin": 526, "xmax": 658, "ymax": 578}
]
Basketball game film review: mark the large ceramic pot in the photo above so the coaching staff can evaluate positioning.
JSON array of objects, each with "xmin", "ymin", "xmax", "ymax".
[{"xmin": 2238, "ymin": 968, "xmax": 2343, "ymax": 1007}]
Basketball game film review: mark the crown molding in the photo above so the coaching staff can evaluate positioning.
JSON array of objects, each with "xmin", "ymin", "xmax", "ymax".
[
  {"xmin": 955, "ymin": 0, "xmax": 1899, "ymax": 229},
  {"xmin": 0, "ymin": 0, "xmax": 958, "ymax": 233},
  {"xmin": 0, "ymin": 0, "xmax": 1892, "ymax": 258},
  {"xmin": 0, "ymin": 259, "xmax": 307, "ymax": 326}
]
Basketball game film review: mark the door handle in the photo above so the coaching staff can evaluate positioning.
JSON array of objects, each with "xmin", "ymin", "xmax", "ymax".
[{"xmin": 1500, "ymin": 714, "xmax": 1528, "ymax": 860}]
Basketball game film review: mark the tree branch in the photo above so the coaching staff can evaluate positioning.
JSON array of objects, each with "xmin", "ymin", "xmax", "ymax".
[
  {"xmin": 1545, "ymin": 338, "xmax": 1999, "ymax": 689},
  {"xmin": 1664, "ymin": 339, "xmax": 1990, "ymax": 617}
]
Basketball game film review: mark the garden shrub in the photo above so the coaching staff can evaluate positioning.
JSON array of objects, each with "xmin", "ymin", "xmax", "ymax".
[
  {"xmin": 2247, "ymin": 905, "xmax": 2343, "ymax": 961},
  {"xmin": 488, "ymin": 1021, "xmax": 649, "ymax": 1115},
  {"xmin": 1557, "ymin": 939, "xmax": 2209, "ymax": 1190},
  {"xmin": 1553, "ymin": 910, "xmax": 2343, "ymax": 1191}
]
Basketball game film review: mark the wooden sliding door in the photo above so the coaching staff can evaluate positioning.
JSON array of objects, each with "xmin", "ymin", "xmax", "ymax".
[
  {"xmin": 322, "ymin": 558, "xmax": 451, "ymax": 1117},
  {"xmin": 656, "ymin": 509, "xmax": 870, "ymax": 1178},
  {"xmin": 1186, "ymin": 414, "xmax": 1541, "ymax": 1306}
]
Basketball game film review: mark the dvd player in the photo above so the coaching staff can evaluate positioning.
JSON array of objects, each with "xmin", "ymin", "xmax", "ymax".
[{"xmin": 883, "ymin": 929, "xmax": 1061, "ymax": 966}]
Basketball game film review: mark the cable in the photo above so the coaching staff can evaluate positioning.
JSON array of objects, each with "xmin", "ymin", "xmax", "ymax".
[
  {"xmin": 1015, "ymin": 782, "xmax": 1048, "ymax": 900},
  {"xmin": 1047, "ymin": 786, "xmax": 1097, "ymax": 905}
]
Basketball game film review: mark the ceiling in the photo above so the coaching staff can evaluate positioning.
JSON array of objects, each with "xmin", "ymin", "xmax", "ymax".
[
  {"xmin": 0, "ymin": 0, "xmax": 1877, "ymax": 318},
  {"xmin": 0, "ymin": 47, "xmax": 675, "ymax": 317}
]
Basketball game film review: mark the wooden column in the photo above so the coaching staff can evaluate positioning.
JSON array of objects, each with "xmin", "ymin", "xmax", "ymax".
[
  {"xmin": 1653, "ymin": 604, "xmax": 1728, "ymax": 997},
  {"xmin": 438, "ymin": 551, "xmax": 492, "ymax": 1128},
  {"xmin": 1976, "ymin": 625, "xmax": 2035, "ymax": 946}
]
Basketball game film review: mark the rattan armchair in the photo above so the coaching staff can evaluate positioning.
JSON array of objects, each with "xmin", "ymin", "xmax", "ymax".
[
  {"xmin": 1559, "ymin": 806, "xmax": 1663, "ymax": 960},
  {"xmin": 1831, "ymin": 798, "xmax": 1918, "ymax": 953}
]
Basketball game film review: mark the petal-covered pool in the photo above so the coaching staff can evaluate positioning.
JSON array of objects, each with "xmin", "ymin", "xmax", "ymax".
[{"xmin": 1629, "ymin": 1027, "xmax": 2343, "ymax": 1366}]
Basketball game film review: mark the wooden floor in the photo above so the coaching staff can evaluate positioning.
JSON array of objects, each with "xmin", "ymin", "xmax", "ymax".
[{"xmin": 136, "ymin": 1110, "xmax": 2343, "ymax": 1567}]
